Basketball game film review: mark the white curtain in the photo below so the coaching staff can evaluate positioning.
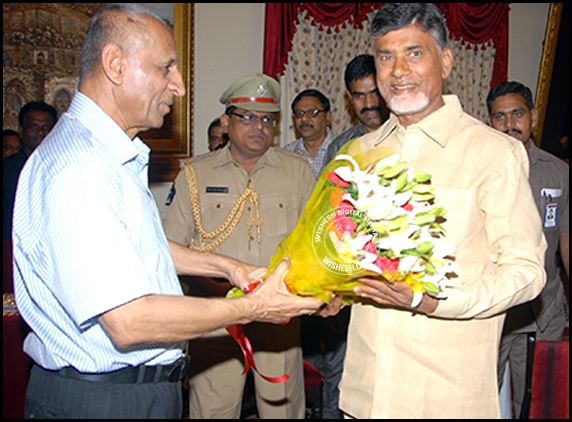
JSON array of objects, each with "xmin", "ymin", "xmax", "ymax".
[{"xmin": 275, "ymin": 9, "xmax": 495, "ymax": 147}]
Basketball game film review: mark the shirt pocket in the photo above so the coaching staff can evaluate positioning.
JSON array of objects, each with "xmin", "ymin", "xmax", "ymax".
[
  {"xmin": 259, "ymin": 193, "xmax": 298, "ymax": 238},
  {"xmin": 199, "ymin": 194, "xmax": 240, "ymax": 233}
]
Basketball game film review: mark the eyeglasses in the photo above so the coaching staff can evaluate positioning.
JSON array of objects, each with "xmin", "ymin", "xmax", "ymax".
[
  {"xmin": 230, "ymin": 112, "xmax": 276, "ymax": 128},
  {"xmin": 292, "ymin": 109, "xmax": 326, "ymax": 119}
]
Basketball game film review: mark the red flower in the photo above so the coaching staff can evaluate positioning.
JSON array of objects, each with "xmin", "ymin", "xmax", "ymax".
[
  {"xmin": 401, "ymin": 202, "xmax": 414, "ymax": 212},
  {"xmin": 334, "ymin": 201, "xmax": 357, "ymax": 234},
  {"xmin": 327, "ymin": 171, "xmax": 351, "ymax": 188},
  {"xmin": 374, "ymin": 257, "xmax": 400, "ymax": 272},
  {"xmin": 362, "ymin": 240, "xmax": 377, "ymax": 254}
]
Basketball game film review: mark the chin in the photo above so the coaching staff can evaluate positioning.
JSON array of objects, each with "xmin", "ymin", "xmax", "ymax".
[
  {"xmin": 151, "ymin": 117, "xmax": 165, "ymax": 129},
  {"xmin": 389, "ymin": 97, "xmax": 429, "ymax": 116}
]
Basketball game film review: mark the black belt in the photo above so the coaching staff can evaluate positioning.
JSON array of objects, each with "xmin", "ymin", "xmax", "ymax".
[{"xmin": 52, "ymin": 355, "xmax": 189, "ymax": 384}]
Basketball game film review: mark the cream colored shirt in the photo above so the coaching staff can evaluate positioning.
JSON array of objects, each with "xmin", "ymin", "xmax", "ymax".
[{"xmin": 338, "ymin": 96, "xmax": 547, "ymax": 419}]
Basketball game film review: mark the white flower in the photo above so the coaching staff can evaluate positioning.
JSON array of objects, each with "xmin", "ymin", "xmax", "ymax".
[
  {"xmin": 334, "ymin": 154, "xmax": 368, "ymax": 183},
  {"xmin": 356, "ymin": 250, "xmax": 383, "ymax": 274},
  {"xmin": 330, "ymin": 153, "xmax": 457, "ymax": 303}
]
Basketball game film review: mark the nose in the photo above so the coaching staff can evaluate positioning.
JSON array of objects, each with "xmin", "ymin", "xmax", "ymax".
[
  {"xmin": 170, "ymin": 64, "xmax": 186, "ymax": 97},
  {"xmin": 504, "ymin": 114, "xmax": 516, "ymax": 130},
  {"xmin": 364, "ymin": 92, "xmax": 378, "ymax": 109},
  {"xmin": 38, "ymin": 126, "xmax": 50, "ymax": 137},
  {"xmin": 252, "ymin": 116, "xmax": 265, "ymax": 129},
  {"xmin": 392, "ymin": 56, "xmax": 410, "ymax": 78},
  {"xmin": 300, "ymin": 112, "xmax": 312, "ymax": 123}
]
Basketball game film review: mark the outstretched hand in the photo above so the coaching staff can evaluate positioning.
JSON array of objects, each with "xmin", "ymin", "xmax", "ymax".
[
  {"xmin": 316, "ymin": 294, "xmax": 344, "ymax": 318},
  {"xmin": 229, "ymin": 260, "xmax": 267, "ymax": 291},
  {"xmin": 354, "ymin": 276, "xmax": 438, "ymax": 315},
  {"xmin": 246, "ymin": 259, "xmax": 325, "ymax": 324}
]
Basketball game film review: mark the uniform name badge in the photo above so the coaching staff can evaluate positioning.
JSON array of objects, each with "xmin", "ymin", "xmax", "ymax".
[{"xmin": 543, "ymin": 202, "xmax": 557, "ymax": 228}]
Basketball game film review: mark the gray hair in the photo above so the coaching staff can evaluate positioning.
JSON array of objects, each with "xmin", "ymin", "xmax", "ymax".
[{"xmin": 79, "ymin": 3, "xmax": 167, "ymax": 85}]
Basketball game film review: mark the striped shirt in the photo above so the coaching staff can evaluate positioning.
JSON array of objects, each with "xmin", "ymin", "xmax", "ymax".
[{"xmin": 12, "ymin": 92, "xmax": 184, "ymax": 372}]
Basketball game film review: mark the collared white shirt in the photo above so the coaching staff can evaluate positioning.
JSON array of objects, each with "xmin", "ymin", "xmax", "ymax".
[{"xmin": 13, "ymin": 92, "xmax": 183, "ymax": 372}]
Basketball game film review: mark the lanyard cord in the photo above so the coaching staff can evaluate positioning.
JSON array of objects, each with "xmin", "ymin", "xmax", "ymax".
[{"xmin": 184, "ymin": 162, "xmax": 263, "ymax": 251}]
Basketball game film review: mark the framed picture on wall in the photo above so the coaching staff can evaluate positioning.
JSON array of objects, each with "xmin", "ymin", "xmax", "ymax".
[
  {"xmin": 533, "ymin": 3, "xmax": 569, "ymax": 160},
  {"xmin": 143, "ymin": 3, "xmax": 194, "ymax": 183}
]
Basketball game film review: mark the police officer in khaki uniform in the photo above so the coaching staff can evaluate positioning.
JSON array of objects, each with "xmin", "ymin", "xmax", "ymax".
[{"xmin": 163, "ymin": 73, "xmax": 316, "ymax": 419}]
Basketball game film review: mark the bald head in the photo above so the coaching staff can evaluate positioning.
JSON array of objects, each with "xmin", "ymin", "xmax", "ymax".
[
  {"xmin": 79, "ymin": 4, "xmax": 168, "ymax": 85},
  {"xmin": 77, "ymin": 3, "xmax": 184, "ymax": 138}
]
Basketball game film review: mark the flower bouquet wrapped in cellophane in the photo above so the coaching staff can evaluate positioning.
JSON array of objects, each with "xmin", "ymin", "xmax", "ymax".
[{"xmin": 228, "ymin": 139, "xmax": 458, "ymax": 307}]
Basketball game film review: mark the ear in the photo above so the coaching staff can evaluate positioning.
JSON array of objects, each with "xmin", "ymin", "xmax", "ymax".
[
  {"xmin": 220, "ymin": 114, "xmax": 230, "ymax": 132},
  {"xmin": 441, "ymin": 46, "xmax": 453, "ymax": 79},
  {"xmin": 101, "ymin": 43, "xmax": 125, "ymax": 85},
  {"xmin": 531, "ymin": 108, "xmax": 539, "ymax": 129},
  {"xmin": 346, "ymin": 88, "xmax": 354, "ymax": 106}
]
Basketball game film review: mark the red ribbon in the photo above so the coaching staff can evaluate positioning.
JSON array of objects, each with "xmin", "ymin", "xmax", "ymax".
[
  {"xmin": 225, "ymin": 279, "xmax": 290, "ymax": 383},
  {"xmin": 226, "ymin": 324, "xmax": 289, "ymax": 383}
]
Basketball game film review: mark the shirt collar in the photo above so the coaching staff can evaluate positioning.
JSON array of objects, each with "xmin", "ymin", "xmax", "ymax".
[
  {"xmin": 293, "ymin": 126, "xmax": 337, "ymax": 154},
  {"xmin": 211, "ymin": 144, "xmax": 284, "ymax": 170},
  {"xmin": 355, "ymin": 121, "xmax": 366, "ymax": 137},
  {"xmin": 67, "ymin": 92, "xmax": 149, "ymax": 168},
  {"xmin": 374, "ymin": 95, "xmax": 464, "ymax": 148},
  {"xmin": 527, "ymin": 140, "xmax": 542, "ymax": 167},
  {"xmin": 322, "ymin": 127, "xmax": 337, "ymax": 150}
]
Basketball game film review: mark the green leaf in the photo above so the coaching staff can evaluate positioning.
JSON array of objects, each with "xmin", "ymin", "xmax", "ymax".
[
  {"xmin": 415, "ymin": 241, "xmax": 434, "ymax": 254},
  {"xmin": 371, "ymin": 222, "xmax": 390, "ymax": 236},
  {"xmin": 422, "ymin": 281, "xmax": 439, "ymax": 295},
  {"xmin": 386, "ymin": 215, "xmax": 408, "ymax": 231},
  {"xmin": 414, "ymin": 213, "xmax": 437, "ymax": 226},
  {"xmin": 412, "ymin": 192, "xmax": 436, "ymax": 202},
  {"xmin": 226, "ymin": 287, "xmax": 245, "ymax": 299},
  {"xmin": 394, "ymin": 172, "xmax": 409, "ymax": 192},
  {"xmin": 413, "ymin": 172, "xmax": 432, "ymax": 183},
  {"xmin": 428, "ymin": 207, "xmax": 447, "ymax": 217},
  {"xmin": 424, "ymin": 260, "xmax": 437, "ymax": 275},
  {"xmin": 383, "ymin": 161, "xmax": 409, "ymax": 179},
  {"xmin": 412, "ymin": 184, "xmax": 434, "ymax": 194}
]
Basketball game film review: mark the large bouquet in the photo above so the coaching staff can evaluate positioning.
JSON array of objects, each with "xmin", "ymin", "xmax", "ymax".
[
  {"xmin": 231, "ymin": 141, "xmax": 458, "ymax": 308},
  {"xmin": 225, "ymin": 141, "xmax": 458, "ymax": 381}
]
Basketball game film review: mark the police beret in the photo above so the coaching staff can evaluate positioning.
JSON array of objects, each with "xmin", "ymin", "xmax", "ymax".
[{"xmin": 219, "ymin": 73, "xmax": 281, "ymax": 112}]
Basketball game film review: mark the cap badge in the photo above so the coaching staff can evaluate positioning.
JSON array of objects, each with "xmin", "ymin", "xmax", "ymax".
[{"xmin": 256, "ymin": 84, "xmax": 267, "ymax": 97}]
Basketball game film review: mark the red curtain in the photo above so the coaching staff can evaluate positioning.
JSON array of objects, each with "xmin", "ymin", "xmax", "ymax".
[{"xmin": 263, "ymin": 3, "xmax": 509, "ymax": 89}]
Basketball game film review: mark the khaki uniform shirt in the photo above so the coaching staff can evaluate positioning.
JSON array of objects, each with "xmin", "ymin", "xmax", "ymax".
[
  {"xmin": 163, "ymin": 145, "xmax": 315, "ymax": 419},
  {"xmin": 338, "ymin": 96, "xmax": 547, "ymax": 419},
  {"xmin": 163, "ymin": 145, "xmax": 315, "ymax": 268}
]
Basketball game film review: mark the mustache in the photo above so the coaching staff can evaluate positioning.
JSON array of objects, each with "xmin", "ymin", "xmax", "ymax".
[
  {"xmin": 504, "ymin": 128, "xmax": 523, "ymax": 136},
  {"xmin": 359, "ymin": 106, "xmax": 383, "ymax": 115},
  {"xmin": 298, "ymin": 123, "xmax": 314, "ymax": 130}
]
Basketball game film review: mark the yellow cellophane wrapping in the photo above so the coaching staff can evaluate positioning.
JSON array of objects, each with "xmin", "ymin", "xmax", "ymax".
[{"xmin": 264, "ymin": 139, "xmax": 396, "ymax": 304}]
